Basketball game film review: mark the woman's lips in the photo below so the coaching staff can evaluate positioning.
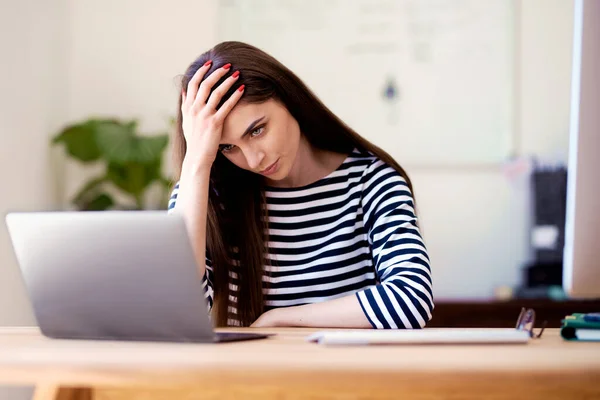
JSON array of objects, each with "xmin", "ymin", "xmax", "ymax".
[{"xmin": 260, "ymin": 158, "xmax": 280, "ymax": 176}]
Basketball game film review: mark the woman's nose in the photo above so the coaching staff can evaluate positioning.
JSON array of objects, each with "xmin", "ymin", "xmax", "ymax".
[{"xmin": 245, "ymin": 150, "xmax": 265, "ymax": 171}]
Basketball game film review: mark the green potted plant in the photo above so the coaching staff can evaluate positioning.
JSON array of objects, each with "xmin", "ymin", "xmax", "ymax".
[{"xmin": 52, "ymin": 118, "xmax": 172, "ymax": 211}]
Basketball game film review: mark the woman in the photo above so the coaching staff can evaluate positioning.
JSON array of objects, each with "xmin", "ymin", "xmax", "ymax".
[{"xmin": 169, "ymin": 41, "xmax": 433, "ymax": 329}]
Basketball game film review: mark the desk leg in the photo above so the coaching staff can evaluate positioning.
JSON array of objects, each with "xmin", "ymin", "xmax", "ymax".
[{"xmin": 33, "ymin": 386, "xmax": 93, "ymax": 400}]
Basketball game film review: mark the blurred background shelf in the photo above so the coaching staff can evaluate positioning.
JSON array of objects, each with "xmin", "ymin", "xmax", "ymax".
[{"xmin": 428, "ymin": 298, "xmax": 600, "ymax": 328}]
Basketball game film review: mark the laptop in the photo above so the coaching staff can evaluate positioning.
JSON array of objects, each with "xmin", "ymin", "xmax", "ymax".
[{"xmin": 4, "ymin": 211, "xmax": 270, "ymax": 343}]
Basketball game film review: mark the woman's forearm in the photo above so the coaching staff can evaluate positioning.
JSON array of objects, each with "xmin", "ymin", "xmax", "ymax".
[
  {"xmin": 262, "ymin": 294, "xmax": 372, "ymax": 328},
  {"xmin": 172, "ymin": 158, "xmax": 212, "ymax": 277}
]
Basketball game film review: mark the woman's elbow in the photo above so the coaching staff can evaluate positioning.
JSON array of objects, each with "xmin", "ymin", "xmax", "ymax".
[{"xmin": 419, "ymin": 301, "xmax": 435, "ymax": 328}]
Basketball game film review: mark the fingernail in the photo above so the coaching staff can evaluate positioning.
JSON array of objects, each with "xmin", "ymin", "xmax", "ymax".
[
  {"xmin": 238, "ymin": 84, "xmax": 245, "ymax": 92},
  {"xmin": 232, "ymin": 71, "xmax": 240, "ymax": 78},
  {"xmin": 203, "ymin": 60, "xmax": 212, "ymax": 67},
  {"xmin": 223, "ymin": 63, "xmax": 231, "ymax": 70}
]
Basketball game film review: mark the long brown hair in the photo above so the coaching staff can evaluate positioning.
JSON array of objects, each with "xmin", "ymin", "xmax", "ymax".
[{"xmin": 173, "ymin": 41, "xmax": 415, "ymax": 327}]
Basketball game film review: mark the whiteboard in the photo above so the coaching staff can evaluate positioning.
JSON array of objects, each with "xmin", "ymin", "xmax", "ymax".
[{"xmin": 217, "ymin": 0, "xmax": 515, "ymax": 166}]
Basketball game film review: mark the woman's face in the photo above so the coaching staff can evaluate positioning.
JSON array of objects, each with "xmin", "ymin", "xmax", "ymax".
[{"xmin": 220, "ymin": 99, "xmax": 301, "ymax": 182}]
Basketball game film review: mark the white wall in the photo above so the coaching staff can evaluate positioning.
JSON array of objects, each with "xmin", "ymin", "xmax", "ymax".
[
  {"xmin": 416, "ymin": 0, "xmax": 574, "ymax": 299},
  {"xmin": 520, "ymin": 0, "xmax": 574, "ymax": 158},
  {"xmin": 0, "ymin": 0, "xmax": 68, "ymax": 324},
  {"xmin": 62, "ymin": 0, "xmax": 219, "ymax": 204}
]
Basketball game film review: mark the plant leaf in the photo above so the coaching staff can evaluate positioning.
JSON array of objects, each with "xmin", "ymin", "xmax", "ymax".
[
  {"xmin": 52, "ymin": 122, "xmax": 102, "ymax": 163},
  {"xmin": 95, "ymin": 121, "xmax": 136, "ymax": 163},
  {"xmin": 106, "ymin": 162, "xmax": 131, "ymax": 194},
  {"xmin": 106, "ymin": 161, "xmax": 162, "ymax": 200},
  {"xmin": 81, "ymin": 193, "xmax": 115, "ymax": 211},
  {"xmin": 72, "ymin": 175, "xmax": 108, "ymax": 206},
  {"xmin": 132, "ymin": 135, "xmax": 169, "ymax": 163},
  {"xmin": 125, "ymin": 119, "xmax": 138, "ymax": 133}
]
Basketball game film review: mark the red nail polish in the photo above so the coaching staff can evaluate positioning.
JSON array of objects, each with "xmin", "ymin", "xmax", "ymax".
[
  {"xmin": 238, "ymin": 84, "xmax": 245, "ymax": 92},
  {"xmin": 232, "ymin": 71, "xmax": 240, "ymax": 78},
  {"xmin": 223, "ymin": 63, "xmax": 231, "ymax": 70},
  {"xmin": 203, "ymin": 60, "xmax": 212, "ymax": 67}
]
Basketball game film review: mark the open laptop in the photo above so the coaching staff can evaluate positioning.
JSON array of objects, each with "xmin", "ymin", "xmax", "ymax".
[{"xmin": 4, "ymin": 211, "xmax": 270, "ymax": 343}]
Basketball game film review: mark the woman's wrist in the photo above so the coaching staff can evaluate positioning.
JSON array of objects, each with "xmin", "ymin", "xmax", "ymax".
[{"xmin": 181, "ymin": 155, "xmax": 213, "ymax": 180}]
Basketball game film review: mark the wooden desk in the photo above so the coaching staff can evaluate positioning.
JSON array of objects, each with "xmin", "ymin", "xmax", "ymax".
[{"xmin": 0, "ymin": 327, "xmax": 598, "ymax": 400}]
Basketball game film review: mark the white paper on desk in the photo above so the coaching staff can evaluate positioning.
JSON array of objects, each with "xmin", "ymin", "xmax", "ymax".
[{"xmin": 306, "ymin": 328, "xmax": 531, "ymax": 345}]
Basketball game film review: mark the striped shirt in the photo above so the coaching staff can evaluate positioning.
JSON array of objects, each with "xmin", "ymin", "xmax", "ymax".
[{"xmin": 168, "ymin": 149, "xmax": 433, "ymax": 329}]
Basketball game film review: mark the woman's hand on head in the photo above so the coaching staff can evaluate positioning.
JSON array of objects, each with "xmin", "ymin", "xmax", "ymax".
[{"xmin": 181, "ymin": 60, "xmax": 245, "ymax": 170}]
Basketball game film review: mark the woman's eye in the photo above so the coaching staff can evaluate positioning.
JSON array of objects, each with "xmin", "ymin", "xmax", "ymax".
[
  {"xmin": 220, "ymin": 126, "xmax": 264, "ymax": 153},
  {"xmin": 220, "ymin": 144, "xmax": 235, "ymax": 153},
  {"xmin": 250, "ymin": 126, "xmax": 264, "ymax": 137}
]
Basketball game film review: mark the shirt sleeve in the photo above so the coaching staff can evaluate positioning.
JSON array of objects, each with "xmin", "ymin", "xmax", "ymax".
[
  {"xmin": 356, "ymin": 160, "xmax": 434, "ymax": 329},
  {"xmin": 167, "ymin": 182, "xmax": 214, "ymax": 312}
]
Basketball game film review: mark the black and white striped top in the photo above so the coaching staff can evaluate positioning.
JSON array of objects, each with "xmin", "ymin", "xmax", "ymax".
[{"xmin": 168, "ymin": 149, "xmax": 433, "ymax": 329}]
